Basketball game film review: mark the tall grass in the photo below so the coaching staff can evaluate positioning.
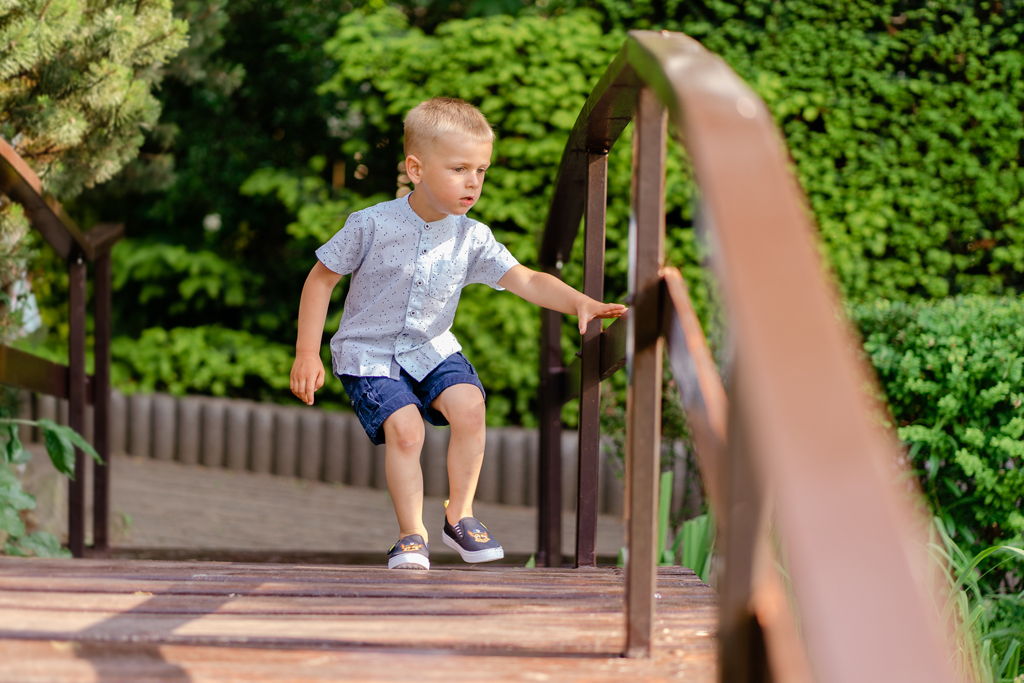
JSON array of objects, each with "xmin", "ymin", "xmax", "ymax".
[
  {"xmin": 932, "ymin": 517, "xmax": 1024, "ymax": 683},
  {"xmin": 659, "ymin": 470, "xmax": 715, "ymax": 582},
  {"xmin": 618, "ymin": 470, "xmax": 715, "ymax": 581}
]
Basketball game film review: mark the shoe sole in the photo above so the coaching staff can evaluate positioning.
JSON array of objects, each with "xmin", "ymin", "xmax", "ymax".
[
  {"xmin": 387, "ymin": 553, "xmax": 430, "ymax": 570},
  {"xmin": 442, "ymin": 533, "xmax": 504, "ymax": 563}
]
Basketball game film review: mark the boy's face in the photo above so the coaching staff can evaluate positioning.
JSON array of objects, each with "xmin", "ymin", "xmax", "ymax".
[{"xmin": 406, "ymin": 133, "xmax": 492, "ymax": 223}]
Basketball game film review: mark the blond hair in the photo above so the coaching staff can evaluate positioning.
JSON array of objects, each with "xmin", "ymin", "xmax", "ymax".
[{"xmin": 404, "ymin": 97, "xmax": 493, "ymax": 155}]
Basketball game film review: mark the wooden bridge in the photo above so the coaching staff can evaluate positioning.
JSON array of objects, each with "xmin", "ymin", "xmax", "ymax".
[{"xmin": 0, "ymin": 31, "xmax": 962, "ymax": 682}]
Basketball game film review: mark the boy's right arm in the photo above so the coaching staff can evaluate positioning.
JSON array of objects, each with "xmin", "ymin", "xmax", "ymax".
[{"xmin": 291, "ymin": 261, "xmax": 342, "ymax": 405}]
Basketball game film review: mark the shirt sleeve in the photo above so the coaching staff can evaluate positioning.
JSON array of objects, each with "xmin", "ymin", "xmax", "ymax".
[
  {"xmin": 465, "ymin": 223, "xmax": 520, "ymax": 290},
  {"xmin": 315, "ymin": 210, "xmax": 371, "ymax": 275}
]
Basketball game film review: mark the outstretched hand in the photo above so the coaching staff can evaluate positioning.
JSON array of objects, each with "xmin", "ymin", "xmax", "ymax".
[
  {"xmin": 290, "ymin": 353, "xmax": 325, "ymax": 405},
  {"xmin": 576, "ymin": 299, "xmax": 628, "ymax": 334}
]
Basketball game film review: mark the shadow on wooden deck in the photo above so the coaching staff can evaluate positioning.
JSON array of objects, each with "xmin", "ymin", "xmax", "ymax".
[{"xmin": 0, "ymin": 557, "xmax": 717, "ymax": 681}]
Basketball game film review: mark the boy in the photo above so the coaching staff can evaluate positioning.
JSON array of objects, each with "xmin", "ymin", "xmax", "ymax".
[{"xmin": 290, "ymin": 97, "xmax": 626, "ymax": 569}]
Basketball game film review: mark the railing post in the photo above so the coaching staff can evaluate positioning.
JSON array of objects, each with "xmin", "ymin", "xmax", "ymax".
[
  {"xmin": 67, "ymin": 254, "xmax": 87, "ymax": 557},
  {"xmin": 624, "ymin": 86, "xmax": 666, "ymax": 657},
  {"xmin": 718, "ymin": 374, "xmax": 770, "ymax": 681},
  {"xmin": 92, "ymin": 248, "xmax": 112, "ymax": 551},
  {"xmin": 576, "ymin": 151, "xmax": 608, "ymax": 568},
  {"xmin": 538, "ymin": 301, "xmax": 563, "ymax": 567}
]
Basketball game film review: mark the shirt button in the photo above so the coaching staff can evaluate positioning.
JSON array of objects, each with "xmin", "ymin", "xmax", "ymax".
[{"xmin": 417, "ymin": 280, "xmax": 423, "ymax": 286}]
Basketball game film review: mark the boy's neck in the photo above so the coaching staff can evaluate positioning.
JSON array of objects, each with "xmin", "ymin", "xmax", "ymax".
[{"xmin": 407, "ymin": 191, "xmax": 448, "ymax": 223}]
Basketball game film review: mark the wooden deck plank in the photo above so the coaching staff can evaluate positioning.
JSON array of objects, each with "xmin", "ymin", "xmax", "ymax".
[
  {"xmin": 0, "ymin": 557, "xmax": 717, "ymax": 681},
  {"xmin": 0, "ymin": 641, "xmax": 719, "ymax": 683}
]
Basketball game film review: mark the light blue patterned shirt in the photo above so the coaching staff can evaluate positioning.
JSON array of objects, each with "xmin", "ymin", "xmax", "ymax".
[{"xmin": 316, "ymin": 193, "xmax": 519, "ymax": 381}]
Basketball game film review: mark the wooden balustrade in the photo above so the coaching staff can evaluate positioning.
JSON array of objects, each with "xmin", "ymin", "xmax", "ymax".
[
  {"xmin": 538, "ymin": 29, "xmax": 959, "ymax": 680},
  {"xmin": 0, "ymin": 137, "xmax": 121, "ymax": 556}
]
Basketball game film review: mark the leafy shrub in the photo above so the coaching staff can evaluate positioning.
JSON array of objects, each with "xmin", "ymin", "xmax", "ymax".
[
  {"xmin": 111, "ymin": 325, "xmax": 301, "ymax": 403},
  {"xmin": 852, "ymin": 296, "xmax": 1024, "ymax": 556},
  {"xmin": 113, "ymin": 240, "xmax": 250, "ymax": 319},
  {"xmin": 0, "ymin": 391, "xmax": 102, "ymax": 557}
]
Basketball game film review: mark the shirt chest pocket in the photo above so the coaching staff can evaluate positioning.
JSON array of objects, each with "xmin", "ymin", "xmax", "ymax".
[{"xmin": 428, "ymin": 261, "xmax": 464, "ymax": 302}]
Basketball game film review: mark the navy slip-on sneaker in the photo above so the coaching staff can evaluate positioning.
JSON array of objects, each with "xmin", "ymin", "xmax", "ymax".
[
  {"xmin": 442, "ymin": 516, "xmax": 504, "ymax": 563},
  {"xmin": 386, "ymin": 533, "xmax": 430, "ymax": 569}
]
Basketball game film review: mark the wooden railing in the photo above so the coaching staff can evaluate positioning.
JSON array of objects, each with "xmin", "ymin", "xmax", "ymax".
[
  {"xmin": 0, "ymin": 137, "xmax": 121, "ymax": 557},
  {"xmin": 537, "ymin": 30, "xmax": 960, "ymax": 680}
]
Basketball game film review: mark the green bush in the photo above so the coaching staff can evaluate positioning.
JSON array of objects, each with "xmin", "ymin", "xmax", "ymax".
[
  {"xmin": 111, "ymin": 325, "xmax": 301, "ymax": 403},
  {"xmin": 0, "ymin": 389, "xmax": 102, "ymax": 557},
  {"xmin": 852, "ymin": 296, "xmax": 1024, "ymax": 556}
]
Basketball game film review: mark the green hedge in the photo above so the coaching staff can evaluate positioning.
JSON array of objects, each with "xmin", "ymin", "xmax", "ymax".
[
  {"xmin": 111, "ymin": 326, "xmax": 296, "ymax": 403},
  {"xmin": 852, "ymin": 296, "xmax": 1024, "ymax": 555}
]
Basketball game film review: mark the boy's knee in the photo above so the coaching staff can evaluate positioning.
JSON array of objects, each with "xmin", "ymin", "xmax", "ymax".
[
  {"xmin": 447, "ymin": 398, "xmax": 486, "ymax": 443},
  {"xmin": 384, "ymin": 408, "xmax": 425, "ymax": 453},
  {"xmin": 449, "ymin": 404, "xmax": 485, "ymax": 434}
]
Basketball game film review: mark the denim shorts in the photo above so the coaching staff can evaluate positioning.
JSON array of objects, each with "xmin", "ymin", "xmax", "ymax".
[{"xmin": 340, "ymin": 352, "xmax": 486, "ymax": 445}]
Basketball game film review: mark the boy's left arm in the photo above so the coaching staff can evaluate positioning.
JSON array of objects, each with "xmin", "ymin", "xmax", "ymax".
[{"xmin": 498, "ymin": 264, "xmax": 627, "ymax": 334}]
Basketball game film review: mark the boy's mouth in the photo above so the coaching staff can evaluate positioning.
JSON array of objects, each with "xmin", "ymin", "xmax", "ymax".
[{"xmin": 459, "ymin": 196, "xmax": 476, "ymax": 206}]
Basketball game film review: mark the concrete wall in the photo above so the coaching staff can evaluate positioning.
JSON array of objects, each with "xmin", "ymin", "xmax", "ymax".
[{"xmin": 21, "ymin": 391, "xmax": 626, "ymax": 515}]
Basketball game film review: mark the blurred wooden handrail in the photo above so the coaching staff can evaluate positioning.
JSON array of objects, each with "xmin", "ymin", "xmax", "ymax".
[
  {"xmin": 660, "ymin": 267, "xmax": 726, "ymax": 512},
  {"xmin": 0, "ymin": 345, "xmax": 96, "ymax": 404},
  {"xmin": 0, "ymin": 137, "xmax": 101, "ymax": 261}
]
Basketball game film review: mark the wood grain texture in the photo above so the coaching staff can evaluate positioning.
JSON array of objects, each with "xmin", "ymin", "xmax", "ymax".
[{"xmin": 0, "ymin": 557, "xmax": 717, "ymax": 681}]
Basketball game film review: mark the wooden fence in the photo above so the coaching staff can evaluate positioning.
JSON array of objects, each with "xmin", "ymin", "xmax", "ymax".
[{"xmin": 17, "ymin": 390, "xmax": 631, "ymax": 514}]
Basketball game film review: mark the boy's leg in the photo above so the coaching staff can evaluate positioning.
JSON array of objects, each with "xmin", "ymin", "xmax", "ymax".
[
  {"xmin": 381, "ymin": 404, "xmax": 429, "ymax": 541},
  {"xmin": 431, "ymin": 383, "xmax": 487, "ymax": 524}
]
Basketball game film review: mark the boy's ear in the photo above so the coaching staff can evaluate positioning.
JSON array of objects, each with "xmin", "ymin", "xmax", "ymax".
[{"xmin": 405, "ymin": 154, "xmax": 423, "ymax": 184}]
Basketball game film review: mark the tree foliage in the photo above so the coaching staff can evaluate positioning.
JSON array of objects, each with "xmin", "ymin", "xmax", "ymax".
[{"xmin": 0, "ymin": 0, "xmax": 188, "ymax": 201}]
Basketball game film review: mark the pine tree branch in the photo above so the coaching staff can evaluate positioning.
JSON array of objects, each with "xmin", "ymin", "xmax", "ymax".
[
  {"xmin": 133, "ymin": 30, "xmax": 183, "ymax": 60},
  {"xmin": 37, "ymin": 0, "xmax": 54, "ymax": 22}
]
